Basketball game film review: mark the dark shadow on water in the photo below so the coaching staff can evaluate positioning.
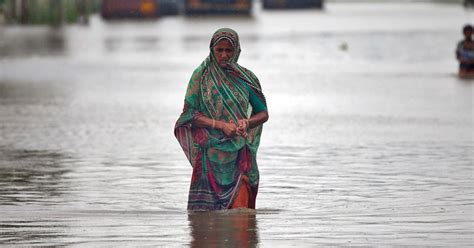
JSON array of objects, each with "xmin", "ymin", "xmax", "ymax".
[
  {"xmin": 0, "ymin": 148, "xmax": 73, "ymax": 204},
  {"xmin": 0, "ymin": 219, "xmax": 69, "ymax": 245},
  {"xmin": 188, "ymin": 209, "xmax": 259, "ymax": 248}
]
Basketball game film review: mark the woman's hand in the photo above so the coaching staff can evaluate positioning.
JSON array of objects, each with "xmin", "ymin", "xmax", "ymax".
[
  {"xmin": 220, "ymin": 121, "xmax": 238, "ymax": 137},
  {"xmin": 236, "ymin": 119, "xmax": 248, "ymax": 138}
]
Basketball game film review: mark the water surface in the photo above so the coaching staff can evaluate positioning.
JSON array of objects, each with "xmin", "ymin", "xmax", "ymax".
[{"xmin": 0, "ymin": 2, "xmax": 473, "ymax": 246}]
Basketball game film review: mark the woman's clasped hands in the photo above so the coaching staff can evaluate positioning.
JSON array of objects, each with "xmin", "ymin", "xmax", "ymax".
[{"xmin": 220, "ymin": 119, "xmax": 248, "ymax": 138}]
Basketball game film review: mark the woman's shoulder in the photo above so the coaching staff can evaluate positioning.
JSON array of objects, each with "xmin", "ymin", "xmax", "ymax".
[
  {"xmin": 190, "ymin": 59, "xmax": 210, "ymax": 81},
  {"xmin": 194, "ymin": 59, "xmax": 210, "ymax": 72},
  {"xmin": 237, "ymin": 65, "xmax": 265, "ymax": 92},
  {"xmin": 239, "ymin": 65, "xmax": 259, "ymax": 81}
]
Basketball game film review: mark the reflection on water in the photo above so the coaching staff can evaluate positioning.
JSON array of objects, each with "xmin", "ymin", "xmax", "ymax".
[
  {"xmin": 104, "ymin": 35, "xmax": 160, "ymax": 52},
  {"xmin": 189, "ymin": 210, "xmax": 259, "ymax": 248},
  {"xmin": 0, "ymin": 28, "xmax": 65, "ymax": 57},
  {"xmin": 0, "ymin": 2, "xmax": 473, "ymax": 247}
]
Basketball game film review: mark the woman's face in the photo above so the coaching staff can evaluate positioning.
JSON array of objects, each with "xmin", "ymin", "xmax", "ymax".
[{"xmin": 213, "ymin": 39, "xmax": 234, "ymax": 65}]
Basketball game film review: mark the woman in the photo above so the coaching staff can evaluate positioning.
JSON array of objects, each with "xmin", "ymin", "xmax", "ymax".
[{"xmin": 175, "ymin": 28, "xmax": 268, "ymax": 211}]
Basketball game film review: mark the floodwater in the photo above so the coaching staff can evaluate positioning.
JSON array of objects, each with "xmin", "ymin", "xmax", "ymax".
[{"xmin": 0, "ymin": 2, "xmax": 473, "ymax": 247}]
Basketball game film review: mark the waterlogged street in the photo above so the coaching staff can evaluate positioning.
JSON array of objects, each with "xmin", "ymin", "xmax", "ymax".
[{"xmin": 0, "ymin": 2, "xmax": 473, "ymax": 246}]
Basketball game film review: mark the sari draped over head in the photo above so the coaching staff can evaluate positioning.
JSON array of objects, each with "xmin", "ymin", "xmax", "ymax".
[{"xmin": 174, "ymin": 28, "xmax": 267, "ymax": 210}]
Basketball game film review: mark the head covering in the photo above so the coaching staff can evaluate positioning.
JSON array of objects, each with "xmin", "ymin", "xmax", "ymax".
[
  {"xmin": 174, "ymin": 28, "xmax": 266, "ymax": 210},
  {"xmin": 209, "ymin": 28, "xmax": 241, "ymax": 63}
]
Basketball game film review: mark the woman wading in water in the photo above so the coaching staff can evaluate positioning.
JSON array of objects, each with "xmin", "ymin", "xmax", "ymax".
[{"xmin": 175, "ymin": 28, "xmax": 268, "ymax": 210}]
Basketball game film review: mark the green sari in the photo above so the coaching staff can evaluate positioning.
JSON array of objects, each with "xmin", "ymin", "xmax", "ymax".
[{"xmin": 174, "ymin": 28, "xmax": 267, "ymax": 210}]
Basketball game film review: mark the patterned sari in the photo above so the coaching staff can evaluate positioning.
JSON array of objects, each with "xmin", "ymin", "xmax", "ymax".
[{"xmin": 174, "ymin": 28, "xmax": 267, "ymax": 210}]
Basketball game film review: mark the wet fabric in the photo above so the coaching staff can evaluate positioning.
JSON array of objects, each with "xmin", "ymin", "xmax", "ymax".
[{"xmin": 174, "ymin": 28, "xmax": 267, "ymax": 210}]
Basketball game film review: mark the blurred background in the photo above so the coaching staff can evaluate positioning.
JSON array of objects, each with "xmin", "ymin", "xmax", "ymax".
[{"xmin": 0, "ymin": 0, "xmax": 473, "ymax": 247}]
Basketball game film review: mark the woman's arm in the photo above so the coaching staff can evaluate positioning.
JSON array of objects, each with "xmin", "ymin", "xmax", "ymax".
[
  {"xmin": 237, "ymin": 110, "xmax": 269, "ymax": 137},
  {"xmin": 192, "ymin": 110, "xmax": 268, "ymax": 138},
  {"xmin": 247, "ymin": 110, "xmax": 269, "ymax": 129},
  {"xmin": 193, "ymin": 115, "xmax": 238, "ymax": 137}
]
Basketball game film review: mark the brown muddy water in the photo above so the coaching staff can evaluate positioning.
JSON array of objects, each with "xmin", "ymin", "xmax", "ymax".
[{"xmin": 0, "ymin": 2, "xmax": 473, "ymax": 247}]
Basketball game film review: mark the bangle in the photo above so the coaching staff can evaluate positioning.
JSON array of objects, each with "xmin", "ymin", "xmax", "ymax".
[
  {"xmin": 245, "ymin": 119, "xmax": 249, "ymax": 128},
  {"xmin": 212, "ymin": 119, "xmax": 215, "ymax": 129}
]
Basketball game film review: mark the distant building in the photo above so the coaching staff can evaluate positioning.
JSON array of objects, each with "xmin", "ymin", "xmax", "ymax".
[
  {"xmin": 262, "ymin": 0, "xmax": 324, "ymax": 9},
  {"xmin": 184, "ymin": 0, "xmax": 252, "ymax": 15},
  {"xmin": 101, "ymin": 0, "xmax": 178, "ymax": 19},
  {"xmin": 101, "ymin": 0, "xmax": 158, "ymax": 19}
]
